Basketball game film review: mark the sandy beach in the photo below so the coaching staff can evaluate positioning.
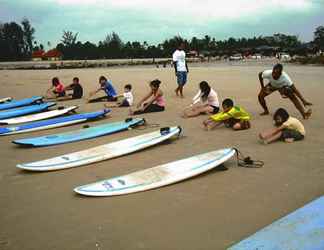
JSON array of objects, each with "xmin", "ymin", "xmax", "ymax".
[{"xmin": 0, "ymin": 61, "xmax": 323, "ymax": 250}]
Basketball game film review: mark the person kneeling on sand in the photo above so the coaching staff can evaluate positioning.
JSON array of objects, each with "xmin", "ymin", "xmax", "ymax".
[
  {"xmin": 182, "ymin": 81, "xmax": 219, "ymax": 118},
  {"xmin": 87, "ymin": 76, "xmax": 118, "ymax": 103},
  {"xmin": 46, "ymin": 77, "xmax": 66, "ymax": 99},
  {"xmin": 203, "ymin": 98, "xmax": 251, "ymax": 131},
  {"xmin": 259, "ymin": 108, "xmax": 305, "ymax": 144},
  {"xmin": 129, "ymin": 79, "xmax": 165, "ymax": 115},
  {"xmin": 105, "ymin": 84, "xmax": 133, "ymax": 108},
  {"xmin": 258, "ymin": 63, "xmax": 312, "ymax": 119}
]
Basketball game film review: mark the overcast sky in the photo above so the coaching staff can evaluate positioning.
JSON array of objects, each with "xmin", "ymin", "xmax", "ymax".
[{"xmin": 1, "ymin": 0, "xmax": 323, "ymax": 47}]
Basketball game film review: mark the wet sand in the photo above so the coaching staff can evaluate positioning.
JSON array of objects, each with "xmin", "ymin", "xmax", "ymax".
[{"xmin": 0, "ymin": 62, "xmax": 323, "ymax": 250}]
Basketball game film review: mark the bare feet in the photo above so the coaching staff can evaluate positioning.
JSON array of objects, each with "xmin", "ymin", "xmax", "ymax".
[
  {"xmin": 260, "ymin": 111, "xmax": 270, "ymax": 116},
  {"xmin": 303, "ymin": 109, "xmax": 312, "ymax": 120},
  {"xmin": 174, "ymin": 89, "xmax": 179, "ymax": 96},
  {"xmin": 128, "ymin": 108, "xmax": 134, "ymax": 116}
]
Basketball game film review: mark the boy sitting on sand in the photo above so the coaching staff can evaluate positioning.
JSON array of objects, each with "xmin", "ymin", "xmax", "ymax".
[
  {"xmin": 87, "ymin": 76, "xmax": 118, "ymax": 103},
  {"xmin": 105, "ymin": 84, "xmax": 133, "ymax": 108},
  {"xmin": 203, "ymin": 98, "xmax": 251, "ymax": 131},
  {"xmin": 64, "ymin": 77, "xmax": 83, "ymax": 99},
  {"xmin": 259, "ymin": 108, "xmax": 305, "ymax": 144}
]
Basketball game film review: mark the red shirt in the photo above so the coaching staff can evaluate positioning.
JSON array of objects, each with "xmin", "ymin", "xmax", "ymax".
[{"xmin": 55, "ymin": 83, "xmax": 65, "ymax": 93}]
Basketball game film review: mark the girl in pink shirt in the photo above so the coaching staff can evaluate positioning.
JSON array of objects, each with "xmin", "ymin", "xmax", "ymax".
[
  {"xmin": 46, "ymin": 77, "xmax": 66, "ymax": 99},
  {"xmin": 130, "ymin": 79, "xmax": 165, "ymax": 115}
]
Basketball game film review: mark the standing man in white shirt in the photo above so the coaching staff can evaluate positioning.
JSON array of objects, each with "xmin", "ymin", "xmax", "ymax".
[
  {"xmin": 172, "ymin": 42, "xmax": 189, "ymax": 98},
  {"xmin": 258, "ymin": 64, "xmax": 312, "ymax": 119}
]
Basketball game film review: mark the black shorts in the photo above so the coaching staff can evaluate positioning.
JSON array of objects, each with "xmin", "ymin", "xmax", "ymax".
[
  {"xmin": 54, "ymin": 90, "xmax": 66, "ymax": 97},
  {"xmin": 210, "ymin": 105, "xmax": 220, "ymax": 114},
  {"xmin": 224, "ymin": 118, "xmax": 251, "ymax": 130},
  {"xmin": 133, "ymin": 103, "xmax": 165, "ymax": 115},
  {"xmin": 264, "ymin": 84, "xmax": 294, "ymax": 96},
  {"xmin": 118, "ymin": 99, "xmax": 130, "ymax": 107},
  {"xmin": 280, "ymin": 129, "xmax": 304, "ymax": 141}
]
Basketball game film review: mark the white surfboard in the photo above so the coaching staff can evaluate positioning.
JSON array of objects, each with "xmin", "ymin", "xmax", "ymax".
[
  {"xmin": 74, "ymin": 148, "xmax": 235, "ymax": 197},
  {"xmin": 17, "ymin": 126, "xmax": 182, "ymax": 171},
  {"xmin": 0, "ymin": 97, "xmax": 12, "ymax": 103},
  {"xmin": 0, "ymin": 106, "xmax": 78, "ymax": 125}
]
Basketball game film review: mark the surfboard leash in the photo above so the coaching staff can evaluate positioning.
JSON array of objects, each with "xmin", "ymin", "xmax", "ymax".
[{"xmin": 233, "ymin": 148, "xmax": 264, "ymax": 168}]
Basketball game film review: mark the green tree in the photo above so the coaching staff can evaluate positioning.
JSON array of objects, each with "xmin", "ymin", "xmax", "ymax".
[
  {"xmin": 21, "ymin": 18, "xmax": 35, "ymax": 58},
  {"xmin": 314, "ymin": 26, "xmax": 324, "ymax": 50}
]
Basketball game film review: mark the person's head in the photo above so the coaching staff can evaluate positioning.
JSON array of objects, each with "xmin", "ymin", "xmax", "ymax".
[
  {"xmin": 149, "ymin": 79, "xmax": 161, "ymax": 91},
  {"xmin": 99, "ymin": 76, "xmax": 107, "ymax": 85},
  {"xmin": 52, "ymin": 77, "xmax": 60, "ymax": 86},
  {"xmin": 222, "ymin": 98, "xmax": 234, "ymax": 112},
  {"xmin": 73, "ymin": 77, "xmax": 79, "ymax": 84},
  {"xmin": 124, "ymin": 84, "xmax": 132, "ymax": 92},
  {"xmin": 199, "ymin": 81, "xmax": 211, "ymax": 101},
  {"xmin": 272, "ymin": 63, "xmax": 283, "ymax": 80},
  {"xmin": 273, "ymin": 108, "xmax": 289, "ymax": 126},
  {"xmin": 178, "ymin": 42, "xmax": 185, "ymax": 50}
]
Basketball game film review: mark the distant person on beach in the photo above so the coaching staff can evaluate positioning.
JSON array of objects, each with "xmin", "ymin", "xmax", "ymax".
[
  {"xmin": 105, "ymin": 84, "xmax": 133, "ymax": 108},
  {"xmin": 203, "ymin": 98, "xmax": 251, "ymax": 131},
  {"xmin": 258, "ymin": 63, "xmax": 312, "ymax": 119},
  {"xmin": 129, "ymin": 79, "xmax": 165, "ymax": 115},
  {"xmin": 46, "ymin": 77, "xmax": 66, "ymax": 99},
  {"xmin": 64, "ymin": 77, "xmax": 83, "ymax": 99},
  {"xmin": 182, "ymin": 81, "xmax": 220, "ymax": 118},
  {"xmin": 173, "ymin": 42, "xmax": 189, "ymax": 98},
  {"xmin": 259, "ymin": 108, "xmax": 305, "ymax": 144},
  {"xmin": 87, "ymin": 76, "xmax": 118, "ymax": 103}
]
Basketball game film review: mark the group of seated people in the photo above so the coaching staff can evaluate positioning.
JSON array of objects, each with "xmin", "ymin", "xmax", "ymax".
[{"xmin": 46, "ymin": 63, "xmax": 311, "ymax": 145}]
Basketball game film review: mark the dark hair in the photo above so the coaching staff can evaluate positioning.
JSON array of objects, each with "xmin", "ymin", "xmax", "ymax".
[
  {"xmin": 150, "ymin": 79, "xmax": 161, "ymax": 88},
  {"xmin": 124, "ymin": 84, "xmax": 132, "ymax": 90},
  {"xmin": 199, "ymin": 81, "xmax": 211, "ymax": 102},
  {"xmin": 273, "ymin": 63, "xmax": 283, "ymax": 72},
  {"xmin": 273, "ymin": 108, "xmax": 289, "ymax": 123},
  {"xmin": 73, "ymin": 77, "xmax": 79, "ymax": 82},
  {"xmin": 99, "ymin": 76, "xmax": 107, "ymax": 82},
  {"xmin": 222, "ymin": 98, "xmax": 234, "ymax": 108},
  {"xmin": 52, "ymin": 77, "xmax": 59, "ymax": 86}
]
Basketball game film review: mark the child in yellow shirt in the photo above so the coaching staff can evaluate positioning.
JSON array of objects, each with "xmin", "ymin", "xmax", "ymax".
[
  {"xmin": 203, "ymin": 98, "xmax": 251, "ymax": 130},
  {"xmin": 259, "ymin": 108, "xmax": 305, "ymax": 144}
]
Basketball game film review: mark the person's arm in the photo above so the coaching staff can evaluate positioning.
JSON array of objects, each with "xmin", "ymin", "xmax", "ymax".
[
  {"xmin": 173, "ymin": 61, "xmax": 178, "ymax": 75},
  {"xmin": 136, "ymin": 90, "xmax": 153, "ymax": 108},
  {"xmin": 210, "ymin": 111, "xmax": 232, "ymax": 122},
  {"xmin": 64, "ymin": 84, "xmax": 73, "ymax": 91},
  {"xmin": 291, "ymin": 85, "xmax": 312, "ymax": 106},
  {"xmin": 185, "ymin": 62, "xmax": 189, "ymax": 73},
  {"xmin": 191, "ymin": 90, "xmax": 201, "ymax": 106},
  {"xmin": 88, "ymin": 86, "xmax": 102, "ymax": 99},
  {"xmin": 142, "ymin": 90, "xmax": 162, "ymax": 110},
  {"xmin": 258, "ymin": 71, "xmax": 265, "ymax": 88},
  {"xmin": 267, "ymin": 125, "xmax": 285, "ymax": 137}
]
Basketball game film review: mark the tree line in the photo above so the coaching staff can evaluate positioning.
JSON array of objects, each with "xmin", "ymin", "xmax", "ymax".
[{"xmin": 0, "ymin": 18, "xmax": 323, "ymax": 61}]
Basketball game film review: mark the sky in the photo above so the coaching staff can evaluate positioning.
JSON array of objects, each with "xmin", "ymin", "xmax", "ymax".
[{"xmin": 1, "ymin": 0, "xmax": 324, "ymax": 47}]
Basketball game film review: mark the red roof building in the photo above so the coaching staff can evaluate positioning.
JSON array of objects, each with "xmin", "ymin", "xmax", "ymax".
[
  {"xmin": 43, "ymin": 49, "xmax": 62, "ymax": 60},
  {"xmin": 32, "ymin": 50, "xmax": 45, "ymax": 61}
]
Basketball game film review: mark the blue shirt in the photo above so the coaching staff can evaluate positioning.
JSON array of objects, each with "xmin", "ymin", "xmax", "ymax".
[{"xmin": 101, "ymin": 80, "xmax": 117, "ymax": 97}]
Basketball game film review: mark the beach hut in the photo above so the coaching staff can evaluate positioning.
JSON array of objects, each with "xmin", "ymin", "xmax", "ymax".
[
  {"xmin": 32, "ymin": 50, "xmax": 45, "ymax": 61},
  {"xmin": 44, "ymin": 49, "xmax": 62, "ymax": 61}
]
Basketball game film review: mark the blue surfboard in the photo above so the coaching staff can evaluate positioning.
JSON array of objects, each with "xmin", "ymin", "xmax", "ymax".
[
  {"xmin": 0, "ymin": 102, "xmax": 56, "ymax": 120},
  {"xmin": 0, "ymin": 96, "xmax": 43, "ymax": 111},
  {"xmin": 228, "ymin": 196, "xmax": 324, "ymax": 250},
  {"xmin": 0, "ymin": 109, "xmax": 110, "ymax": 136},
  {"xmin": 13, "ymin": 118, "xmax": 145, "ymax": 147}
]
